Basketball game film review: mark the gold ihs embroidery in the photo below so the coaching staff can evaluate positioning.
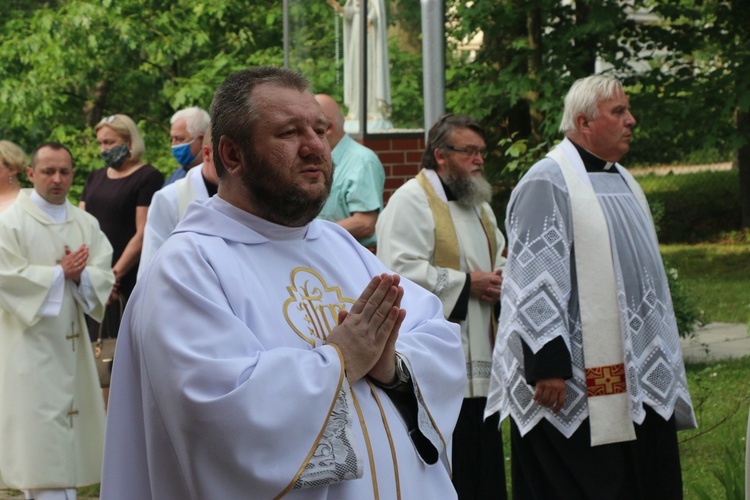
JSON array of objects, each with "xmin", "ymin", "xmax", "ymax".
[{"xmin": 283, "ymin": 267, "xmax": 355, "ymax": 346}]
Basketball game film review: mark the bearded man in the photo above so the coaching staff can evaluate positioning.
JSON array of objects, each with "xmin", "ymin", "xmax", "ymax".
[
  {"xmin": 376, "ymin": 114, "xmax": 507, "ymax": 499},
  {"xmin": 101, "ymin": 67, "xmax": 466, "ymax": 499}
]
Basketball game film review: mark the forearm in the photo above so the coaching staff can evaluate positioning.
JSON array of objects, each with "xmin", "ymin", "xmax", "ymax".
[
  {"xmin": 114, "ymin": 232, "xmax": 144, "ymax": 277},
  {"xmin": 336, "ymin": 211, "xmax": 377, "ymax": 240}
]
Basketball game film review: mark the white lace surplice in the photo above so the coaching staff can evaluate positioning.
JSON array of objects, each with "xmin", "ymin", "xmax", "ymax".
[{"xmin": 486, "ymin": 158, "xmax": 696, "ymax": 438}]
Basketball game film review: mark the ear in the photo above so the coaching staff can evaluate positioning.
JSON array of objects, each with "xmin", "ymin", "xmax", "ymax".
[
  {"xmin": 25, "ymin": 166, "xmax": 34, "ymax": 183},
  {"xmin": 218, "ymin": 135, "xmax": 243, "ymax": 176},
  {"xmin": 575, "ymin": 113, "xmax": 590, "ymax": 133},
  {"xmin": 434, "ymin": 147, "xmax": 449, "ymax": 175}
]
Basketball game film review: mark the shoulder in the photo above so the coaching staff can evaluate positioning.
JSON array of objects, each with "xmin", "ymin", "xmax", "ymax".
[
  {"xmin": 340, "ymin": 136, "xmax": 383, "ymax": 165},
  {"xmin": 137, "ymin": 163, "xmax": 165, "ymax": 181},
  {"xmin": 150, "ymin": 184, "xmax": 177, "ymax": 208},
  {"xmin": 513, "ymin": 156, "xmax": 567, "ymax": 193},
  {"xmin": 84, "ymin": 168, "xmax": 107, "ymax": 184},
  {"xmin": 388, "ymin": 177, "xmax": 423, "ymax": 199},
  {"xmin": 381, "ymin": 178, "xmax": 426, "ymax": 212}
]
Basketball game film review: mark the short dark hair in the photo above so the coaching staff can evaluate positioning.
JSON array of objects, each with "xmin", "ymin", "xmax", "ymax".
[
  {"xmin": 421, "ymin": 114, "xmax": 485, "ymax": 170},
  {"xmin": 30, "ymin": 142, "xmax": 74, "ymax": 169},
  {"xmin": 210, "ymin": 66, "xmax": 311, "ymax": 177}
]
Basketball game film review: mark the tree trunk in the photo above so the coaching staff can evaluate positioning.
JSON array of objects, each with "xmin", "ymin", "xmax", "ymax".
[
  {"xmin": 574, "ymin": 0, "xmax": 597, "ymax": 76},
  {"xmin": 525, "ymin": 5, "xmax": 543, "ymax": 142},
  {"xmin": 82, "ymin": 80, "xmax": 110, "ymax": 128}
]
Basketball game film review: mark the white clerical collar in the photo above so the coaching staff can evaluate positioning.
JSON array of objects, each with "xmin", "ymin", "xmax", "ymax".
[
  {"xmin": 212, "ymin": 196, "xmax": 309, "ymax": 241},
  {"xmin": 30, "ymin": 189, "xmax": 67, "ymax": 223}
]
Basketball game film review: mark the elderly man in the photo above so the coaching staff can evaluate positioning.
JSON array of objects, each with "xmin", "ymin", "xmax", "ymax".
[
  {"xmin": 0, "ymin": 142, "xmax": 114, "ymax": 500},
  {"xmin": 164, "ymin": 106, "xmax": 210, "ymax": 185},
  {"xmin": 138, "ymin": 131, "xmax": 219, "ymax": 278},
  {"xmin": 486, "ymin": 74, "xmax": 696, "ymax": 498},
  {"xmin": 315, "ymin": 94, "xmax": 385, "ymax": 251},
  {"xmin": 376, "ymin": 114, "xmax": 507, "ymax": 499},
  {"xmin": 101, "ymin": 66, "xmax": 465, "ymax": 499}
]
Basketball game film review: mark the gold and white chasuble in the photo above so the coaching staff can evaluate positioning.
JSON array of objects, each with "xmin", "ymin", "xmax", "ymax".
[
  {"xmin": 376, "ymin": 169, "xmax": 506, "ymax": 398},
  {"xmin": 101, "ymin": 197, "xmax": 465, "ymax": 499},
  {"xmin": 0, "ymin": 189, "xmax": 114, "ymax": 490}
]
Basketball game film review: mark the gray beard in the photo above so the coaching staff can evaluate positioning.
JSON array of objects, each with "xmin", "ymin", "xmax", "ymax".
[{"xmin": 443, "ymin": 172, "xmax": 493, "ymax": 207}]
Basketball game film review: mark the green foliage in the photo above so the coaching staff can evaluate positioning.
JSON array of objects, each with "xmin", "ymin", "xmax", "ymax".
[
  {"xmin": 664, "ymin": 264, "xmax": 704, "ymax": 337},
  {"xmin": 661, "ymin": 243, "xmax": 750, "ymax": 324},
  {"xmin": 638, "ymin": 170, "xmax": 741, "ymax": 243},
  {"xmin": 0, "ymin": 0, "xmax": 284, "ymax": 186},
  {"xmin": 681, "ymin": 358, "xmax": 750, "ymax": 498},
  {"xmin": 690, "ymin": 442, "xmax": 745, "ymax": 500}
]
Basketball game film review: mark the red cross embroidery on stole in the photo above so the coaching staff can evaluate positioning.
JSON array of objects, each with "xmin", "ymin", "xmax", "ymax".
[{"xmin": 585, "ymin": 363, "xmax": 627, "ymax": 397}]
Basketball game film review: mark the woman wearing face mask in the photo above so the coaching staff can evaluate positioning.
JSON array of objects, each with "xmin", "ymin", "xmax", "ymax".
[{"xmin": 80, "ymin": 115, "xmax": 163, "ymax": 399}]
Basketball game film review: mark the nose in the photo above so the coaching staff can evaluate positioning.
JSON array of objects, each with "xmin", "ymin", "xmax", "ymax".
[
  {"xmin": 625, "ymin": 110, "xmax": 637, "ymax": 128},
  {"xmin": 300, "ymin": 129, "xmax": 330, "ymax": 159}
]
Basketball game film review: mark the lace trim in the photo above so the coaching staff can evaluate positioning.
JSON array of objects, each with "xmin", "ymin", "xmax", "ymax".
[{"xmin": 293, "ymin": 378, "xmax": 363, "ymax": 489}]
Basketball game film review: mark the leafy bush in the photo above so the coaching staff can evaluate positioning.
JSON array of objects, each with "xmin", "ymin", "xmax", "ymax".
[
  {"xmin": 638, "ymin": 170, "xmax": 741, "ymax": 243},
  {"xmin": 664, "ymin": 264, "xmax": 704, "ymax": 337}
]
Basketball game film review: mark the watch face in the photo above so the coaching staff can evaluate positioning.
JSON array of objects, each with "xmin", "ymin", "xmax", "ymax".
[{"xmin": 396, "ymin": 356, "xmax": 410, "ymax": 383}]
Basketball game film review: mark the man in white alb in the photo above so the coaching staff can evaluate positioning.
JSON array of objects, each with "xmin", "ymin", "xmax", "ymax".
[
  {"xmin": 376, "ymin": 114, "xmax": 507, "ymax": 499},
  {"xmin": 486, "ymin": 74, "xmax": 696, "ymax": 498},
  {"xmin": 101, "ymin": 66, "xmax": 466, "ymax": 499},
  {"xmin": 0, "ymin": 142, "xmax": 114, "ymax": 500},
  {"xmin": 138, "ymin": 131, "xmax": 219, "ymax": 277}
]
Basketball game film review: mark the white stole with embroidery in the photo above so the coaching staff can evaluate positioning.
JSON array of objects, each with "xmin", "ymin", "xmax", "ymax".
[{"xmin": 547, "ymin": 138, "xmax": 648, "ymax": 446}]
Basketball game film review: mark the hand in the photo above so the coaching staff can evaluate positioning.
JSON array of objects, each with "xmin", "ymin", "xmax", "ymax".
[
  {"xmin": 367, "ymin": 275, "xmax": 406, "ymax": 385},
  {"xmin": 326, "ymin": 274, "xmax": 406, "ymax": 385},
  {"xmin": 60, "ymin": 244, "xmax": 89, "ymax": 285},
  {"xmin": 469, "ymin": 269, "xmax": 503, "ymax": 304},
  {"xmin": 107, "ymin": 268, "xmax": 121, "ymax": 305},
  {"xmin": 533, "ymin": 377, "xmax": 566, "ymax": 413}
]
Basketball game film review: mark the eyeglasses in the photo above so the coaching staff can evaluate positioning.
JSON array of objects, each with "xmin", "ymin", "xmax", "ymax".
[{"xmin": 446, "ymin": 145, "xmax": 487, "ymax": 159}]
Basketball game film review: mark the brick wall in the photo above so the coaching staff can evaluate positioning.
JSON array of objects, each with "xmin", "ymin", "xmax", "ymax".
[{"xmin": 359, "ymin": 133, "xmax": 425, "ymax": 204}]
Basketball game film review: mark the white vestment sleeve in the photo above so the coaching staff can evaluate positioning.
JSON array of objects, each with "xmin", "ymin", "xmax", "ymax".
[
  {"xmin": 138, "ymin": 187, "xmax": 179, "ymax": 279},
  {"xmin": 38, "ymin": 266, "xmax": 65, "ymax": 318},
  {"xmin": 70, "ymin": 268, "xmax": 99, "ymax": 315}
]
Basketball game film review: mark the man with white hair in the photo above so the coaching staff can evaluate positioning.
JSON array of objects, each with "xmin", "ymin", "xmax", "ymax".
[
  {"xmin": 486, "ymin": 74, "xmax": 696, "ymax": 498},
  {"xmin": 138, "ymin": 131, "xmax": 219, "ymax": 278},
  {"xmin": 164, "ymin": 106, "xmax": 210, "ymax": 186}
]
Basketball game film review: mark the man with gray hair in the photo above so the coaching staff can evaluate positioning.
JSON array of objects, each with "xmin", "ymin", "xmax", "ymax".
[
  {"xmin": 164, "ymin": 106, "xmax": 210, "ymax": 185},
  {"xmin": 486, "ymin": 74, "xmax": 696, "ymax": 498},
  {"xmin": 377, "ymin": 114, "xmax": 507, "ymax": 499}
]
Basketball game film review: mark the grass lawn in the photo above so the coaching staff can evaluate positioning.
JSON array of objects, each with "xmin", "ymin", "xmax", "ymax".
[
  {"xmin": 680, "ymin": 357, "xmax": 750, "ymax": 499},
  {"xmin": 660, "ymin": 243, "xmax": 750, "ymax": 325}
]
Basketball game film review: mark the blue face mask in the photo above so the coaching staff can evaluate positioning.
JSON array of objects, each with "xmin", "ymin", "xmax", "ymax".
[{"xmin": 171, "ymin": 140, "xmax": 197, "ymax": 167}]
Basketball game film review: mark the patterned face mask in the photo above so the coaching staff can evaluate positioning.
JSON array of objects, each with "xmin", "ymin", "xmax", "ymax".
[{"xmin": 101, "ymin": 143, "xmax": 130, "ymax": 169}]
